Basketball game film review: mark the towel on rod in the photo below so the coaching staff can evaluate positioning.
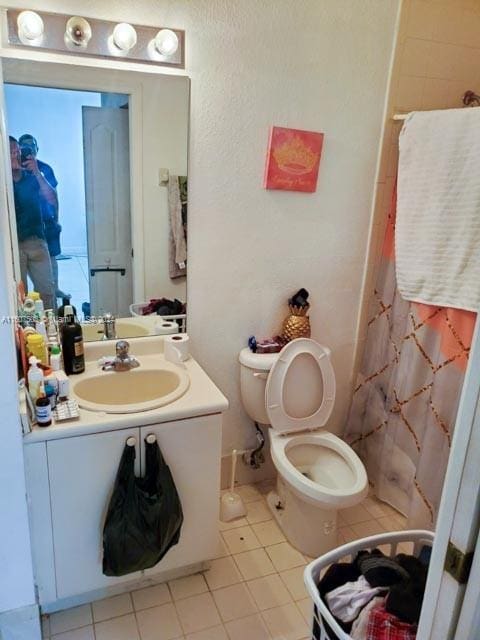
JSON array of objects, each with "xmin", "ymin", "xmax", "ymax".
[
  {"xmin": 396, "ymin": 107, "xmax": 480, "ymax": 312},
  {"xmin": 168, "ymin": 175, "xmax": 187, "ymax": 279}
]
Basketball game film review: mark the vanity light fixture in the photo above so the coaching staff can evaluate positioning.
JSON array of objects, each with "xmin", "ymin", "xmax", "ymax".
[
  {"xmin": 17, "ymin": 10, "xmax": 44, "ymax": 43},
  {"xmin": 64, "ymin": 16, "xmax": 92, "ymax": 48},
  {"xmin": 112, "ymin": 23, "xmax": 137, "ymax": 52},
  {"xmin": 154, "ymin": 29, "xmax": 179, "ymax": 56},
  {"xmin": 6, "ymin": 9, "xmax": 185, "ymax": 68}
]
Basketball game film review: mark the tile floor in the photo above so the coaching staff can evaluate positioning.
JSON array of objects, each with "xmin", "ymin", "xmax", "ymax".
[
  {"xmin": 27, "ymin": 254, "xmax": 90, "ymax": 317},
  {"xmin": 57, "ymin": 255, "xmax": 90, "ymax": 316},
  {"xmin": 41, "ymin": 481, "xmax": 407, "ymax": 640}
]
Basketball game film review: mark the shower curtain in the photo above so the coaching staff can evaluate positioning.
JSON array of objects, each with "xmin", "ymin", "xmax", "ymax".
[{"xmin": 344, "ymin": 186, "xmax": 476, "ymax": 530}]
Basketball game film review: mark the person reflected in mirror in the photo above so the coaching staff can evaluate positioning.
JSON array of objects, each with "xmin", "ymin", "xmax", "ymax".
[
  {"xmin": 9, "ymin": 135, "xmax": 56, "ymax": 310},
  {"xmin": 19, "ymin": 133, "xmax": 70, "ymax": 301}
]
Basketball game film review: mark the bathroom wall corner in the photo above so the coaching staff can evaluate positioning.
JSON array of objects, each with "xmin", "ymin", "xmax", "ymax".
[
  {"xmin": 0, "ymin": 603, "xmax": 41, "ymax": 640},
  {"xmin": 220, "ymin": 449, "xmax": 276, "ymax": 490}
]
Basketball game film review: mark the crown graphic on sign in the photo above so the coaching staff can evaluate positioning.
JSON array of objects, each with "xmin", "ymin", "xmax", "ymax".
[{"xmin": 272, "ymin": 136, "xmax": 317, "ymax": 175}]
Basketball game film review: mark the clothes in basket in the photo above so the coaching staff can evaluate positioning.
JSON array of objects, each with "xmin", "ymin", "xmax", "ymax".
[{"xmin": 313, "ymin": 547, "xmax": 429, "ymax": 639}]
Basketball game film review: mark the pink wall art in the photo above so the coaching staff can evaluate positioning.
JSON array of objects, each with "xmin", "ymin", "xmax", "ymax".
[{"xmin": 264, "ymin": 126, "xmax": 324, "ymax": 192}]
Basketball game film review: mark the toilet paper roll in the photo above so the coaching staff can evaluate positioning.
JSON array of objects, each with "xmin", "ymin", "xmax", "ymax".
[
  {"xmin": 154, "ymin": 320, "xmax": 179, "ymax": 335},
  {"xmin": 164, "ymin": 333, "xmax": 190, "ymax": 363}
]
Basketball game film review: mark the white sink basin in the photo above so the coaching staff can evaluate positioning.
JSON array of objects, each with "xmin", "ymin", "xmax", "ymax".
[
  {"xmin": 72, "ymin": 367, "xmax": 189, "ymax": 413},
  {"xmin": 82, "ymin": 319, "xmax": 151, "ymax": 342}
]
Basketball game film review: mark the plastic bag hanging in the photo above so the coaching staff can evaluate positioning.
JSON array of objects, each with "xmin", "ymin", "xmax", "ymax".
[{"xmin": 102, "ymin": 436, "xmax": 183, "ymax": 577}]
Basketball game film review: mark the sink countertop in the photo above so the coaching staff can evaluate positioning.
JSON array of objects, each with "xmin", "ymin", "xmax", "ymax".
[{"xmin": 23, "ymin": 336, "xmax": 228, "ymax": 444}]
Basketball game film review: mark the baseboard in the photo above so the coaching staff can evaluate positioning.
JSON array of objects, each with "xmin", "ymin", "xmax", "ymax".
[
  {"xmin": 0, "ymin": 604, "xmax": 41, "ymax": 640},
  {"xmin": 40, "ymin": 562, "xmax": 207, "ymax": 614}
]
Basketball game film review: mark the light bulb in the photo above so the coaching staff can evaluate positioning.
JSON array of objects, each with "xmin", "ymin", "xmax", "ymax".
[
  {"xmin": 112, "ymin": 23, "xmax": 137, "ymax": 52},
  {"xmin": 17, "ymin": 11, "xmax": 44, "ymax": 41},
  {"xmin": 154, "ymin": 29, "xmax": 179, "ymax": 56},
  {"xmin": 65, "ymin": 16, "xmax": 92, "ymax": 47}
]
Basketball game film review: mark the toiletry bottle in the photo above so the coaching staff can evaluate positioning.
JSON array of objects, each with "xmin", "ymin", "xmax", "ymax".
[
  {"xmin": 57, "ymin": 297, "xmax": 77, "ymax": 320},
  {"xmin": 26, "ymin": 333, "xmax": 48, "ymax": 365},
  {"xmin": 50, "ymin": 343, "xmax": 62, "ymax": 371},
  {"xmin": 44, "ymin": 382, "xmax": 56, "ymax": 409},
  {"xmin": 28, "ymin": 292, "xmax": 43, "ymax": 319},
  {"xmin": 22, "ymin": 296, "xmax": 36, "ymax": 318},
  {"xmin": 61, "ymin": 305, "xmax": 85, "ymax": 375},
  {"xmin": 36, "ymin": 394, "xmax": 52, "ymax": 427},
  {"xmin": 28, "ymin": 356, "xmax": 44, "ymax": 402},
  {"xmin": 46, "ymin": 310, "xmax": 59, "ymax": 346},
  {"xmin": 36, "ymin": 319, "xmax": 48, "ymax": 342},
  {"xmin": 34, "ymin": 297, "xmax": 45, "ymax": 320}
]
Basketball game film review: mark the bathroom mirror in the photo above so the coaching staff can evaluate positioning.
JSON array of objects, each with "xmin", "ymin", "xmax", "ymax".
[{"xmin": 1, "ymin": 57, "xmax": 189, "ymax": 340}]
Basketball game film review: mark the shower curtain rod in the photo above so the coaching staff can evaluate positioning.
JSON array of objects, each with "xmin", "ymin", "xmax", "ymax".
[{"xmin": 392, "ymin": 89, "xmax": 480, "ymax": 122}]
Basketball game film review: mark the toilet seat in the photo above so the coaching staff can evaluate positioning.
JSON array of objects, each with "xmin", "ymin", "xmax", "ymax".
[
  {"xmin": 270, "ymin": 430, "xmax": 368, "ymax": 508},
  {"xmin": 265, "ymin": 338, "xmax": 335, "ymax": 435}
]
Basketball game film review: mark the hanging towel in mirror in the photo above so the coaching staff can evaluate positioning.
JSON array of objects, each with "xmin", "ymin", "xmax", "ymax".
[{"xmin": 168, "ymin": 175, "xmax": 187, "ymax": 279}]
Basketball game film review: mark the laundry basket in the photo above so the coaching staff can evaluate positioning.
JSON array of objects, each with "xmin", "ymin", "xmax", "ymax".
[
  {"xmin": 129, "ymin": 303, "xmax": 186, "ymax": 332},
  {"xmin": 303, "ymin": 529, "xmax": 434, "ymax": 640}
]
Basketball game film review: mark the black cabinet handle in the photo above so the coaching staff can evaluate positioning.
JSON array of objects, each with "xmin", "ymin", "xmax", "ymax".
[{"xmin": 90, "ymin": 267, "xmax": 126, "ymax": 277}]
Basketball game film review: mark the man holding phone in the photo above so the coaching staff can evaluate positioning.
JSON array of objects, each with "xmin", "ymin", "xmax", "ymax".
[
  {"xmin": 9, "ymin": 135, "xmax": 57, "ymax": 310},
  {"xmin": 19, "ymin": 133, "xmax": 69, "ymax": 301}
]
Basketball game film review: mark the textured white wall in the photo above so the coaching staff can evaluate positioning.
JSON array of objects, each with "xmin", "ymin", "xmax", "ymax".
[
  {"xmin": 3, "ymin": 1, "xmax": 399, "ymax": 455},
  {"xmin": 181, "ymin": 0, "xmax": 400, "ymax": 452},
  {"xmin": 0, "ymin": 1, "xmax": 401, "ymax": 619}
]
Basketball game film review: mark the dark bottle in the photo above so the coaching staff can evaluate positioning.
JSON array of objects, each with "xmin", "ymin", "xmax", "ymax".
[
  {"xmin": 57, "ymin": 296, "xmax": 77, "ymax": 320},
  {"xmin": 61, "ymin": 305, "xmax": 85, "ymax": 375},
  {"xmin": 36, "ymin": 395, "xmax": 52, "ymax": 427}
]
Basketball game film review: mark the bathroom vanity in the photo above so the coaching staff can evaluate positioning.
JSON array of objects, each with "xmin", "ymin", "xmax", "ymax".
[{"xmin": 22, "ymin": 336, "xmax": 228, "ymax": 613}]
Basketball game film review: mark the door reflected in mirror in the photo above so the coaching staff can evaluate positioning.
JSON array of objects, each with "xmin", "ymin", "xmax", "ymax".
[
  {"xmin": 2, "ymin": 59, "xmax": 189, "ymax": 340},
  {"xmin": 6, "ymin": 84, "xmax": 133, "ymax": 317}
]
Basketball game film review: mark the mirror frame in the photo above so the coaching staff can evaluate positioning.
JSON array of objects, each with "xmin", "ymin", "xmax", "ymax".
[{"xmin": 0, "ymin": 48, "xmax": 190, "ymax": 319}]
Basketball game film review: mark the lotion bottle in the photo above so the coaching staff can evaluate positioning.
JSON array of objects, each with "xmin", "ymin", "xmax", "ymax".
[
  {"xmin": 50, "ymin": 344, "xmax": 62, "ymax": 371},
  {"xmin": 28, "ymin": 356, "xmax": 44, "ymax": 402}
]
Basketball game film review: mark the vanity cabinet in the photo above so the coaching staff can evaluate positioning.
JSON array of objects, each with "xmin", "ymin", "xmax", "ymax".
[
  {"xmin": 24, "ymin": 414, "xmax": 222, "ymax": 610},
  {"xmin": 47, "ymin": 428, "xmax": 142, "ymax": 599}
]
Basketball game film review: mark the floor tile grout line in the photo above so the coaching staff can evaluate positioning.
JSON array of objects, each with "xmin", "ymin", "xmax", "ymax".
[
  {"xmin": 44, "ymin": 485, "xmax": 406, "ymax": 640},
  {"xmin": 132, "ymin": 602, "xmax": 142, "ymax": 640}
]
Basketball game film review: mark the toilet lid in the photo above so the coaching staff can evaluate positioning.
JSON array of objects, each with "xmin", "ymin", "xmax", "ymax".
[{"xmin": 265, "ymin": 338, "xmax": 336, "ymax": 435}]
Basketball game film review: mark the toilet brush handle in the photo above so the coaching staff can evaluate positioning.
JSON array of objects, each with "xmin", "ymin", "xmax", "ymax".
[{"xmin": 230, "ymin": 449, "xmax": 238, "ymax": 493}]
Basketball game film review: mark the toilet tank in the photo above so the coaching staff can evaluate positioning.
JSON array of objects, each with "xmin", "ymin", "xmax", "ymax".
[{"xmin": 239, "ymin": 348, "xmax": 279, "ymax": 425}]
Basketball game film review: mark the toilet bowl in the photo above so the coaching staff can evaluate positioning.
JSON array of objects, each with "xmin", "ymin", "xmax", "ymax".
[{"xmin": 239, "ymin": 338, "xmax": 368, "ymax": 558}]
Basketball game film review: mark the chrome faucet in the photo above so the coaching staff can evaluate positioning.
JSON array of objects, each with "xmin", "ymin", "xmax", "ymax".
[
  {"xmin": 102, "ymin": 313, "xmax": 116, "ymax": 340},
  {"xmin": 102, "ymin": 340, "xmax": 140, "ymax": 372}
]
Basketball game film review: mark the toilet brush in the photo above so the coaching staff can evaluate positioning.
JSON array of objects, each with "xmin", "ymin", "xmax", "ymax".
[{"xmin": 220, "ymin": 449, "xmax": 247, "ymax": 522}]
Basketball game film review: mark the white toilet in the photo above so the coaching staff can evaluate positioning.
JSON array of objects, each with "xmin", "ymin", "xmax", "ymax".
[{"xmin": 239, "ymin": 338, "xmax": 368, "ymax": 558}]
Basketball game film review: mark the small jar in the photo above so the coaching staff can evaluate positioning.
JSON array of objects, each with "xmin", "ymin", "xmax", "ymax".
[{"xmin": 36, "ymin": 395, "xmax": 52, "ymax": 427}]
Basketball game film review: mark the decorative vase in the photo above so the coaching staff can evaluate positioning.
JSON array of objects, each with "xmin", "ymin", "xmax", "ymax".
[{"xmin": 281, "ymin": 304, "xmax": 311, "ymax": 342}]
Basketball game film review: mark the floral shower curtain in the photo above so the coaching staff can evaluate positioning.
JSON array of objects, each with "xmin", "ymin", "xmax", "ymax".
[{"xmin": 344, "ymin": 187, "xmax": 476, "ymax": 530}]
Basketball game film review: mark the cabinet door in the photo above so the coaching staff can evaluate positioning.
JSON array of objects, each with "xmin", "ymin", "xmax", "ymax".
[
  {"xmin": 47, "ymin": 428, "xmax": 141, "ymax": 599},
  {"xmin": 140, "ymin": 414, "xmax": 222, "ymax": 576},
  {"xmin": 24, "ymin": 442, "xmax": 56, "ymax": 605}
]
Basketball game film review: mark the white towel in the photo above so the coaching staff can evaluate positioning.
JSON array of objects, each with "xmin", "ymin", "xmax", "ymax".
[
  {"xmin": 396, "ymin": 107, "xmax": 480, "ymax": 312},
  {"xmin": 325, "ymin": 576, "xmax": 385, "ymax": 623}
]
